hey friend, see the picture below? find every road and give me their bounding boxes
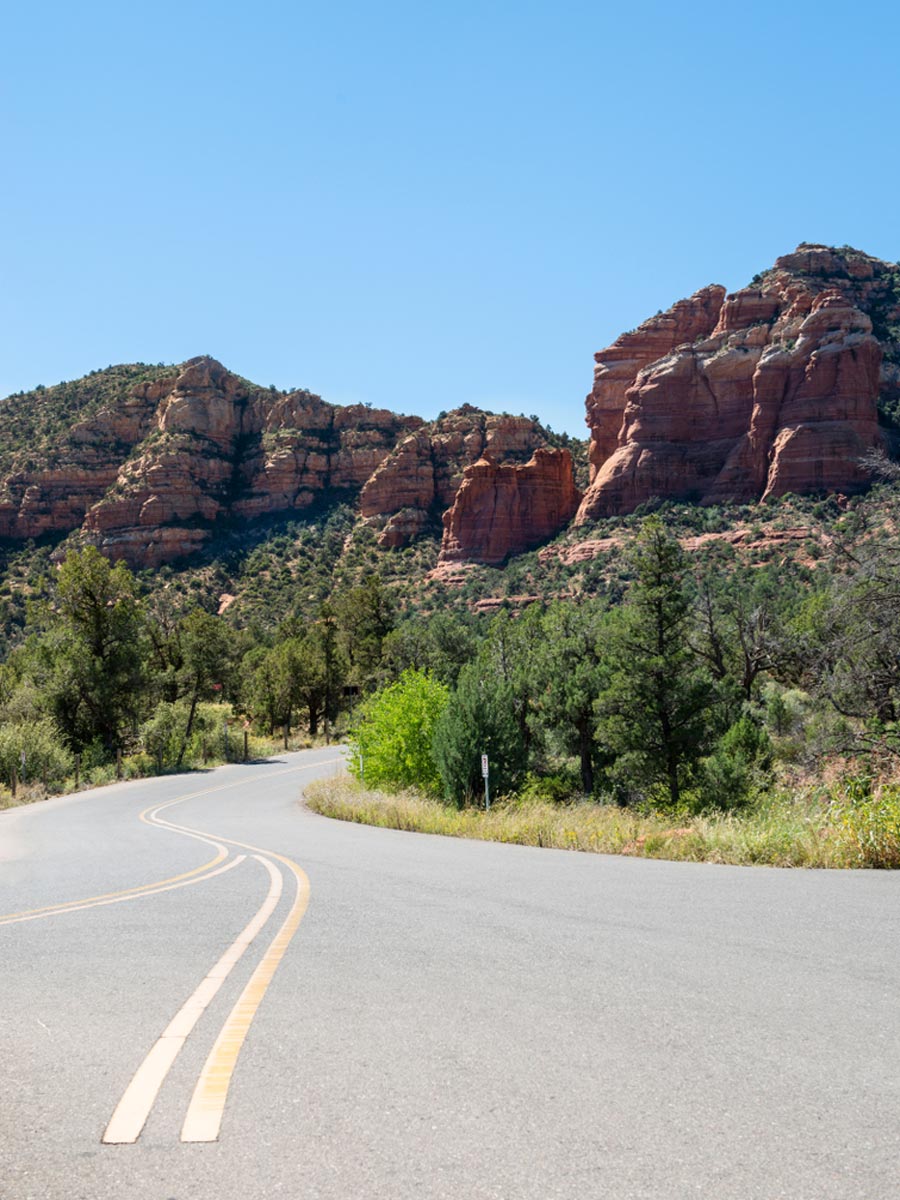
[1,748,899,1199]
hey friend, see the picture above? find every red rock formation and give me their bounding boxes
[3,242,896,570]
[360,406,546,548]
[0,357,422,567]
[439,448,581,565]
[584,286,726,478]
[0,384,167,540]
[233,395,421,521]
[0,360,560,568]
[577,245,896,520]
[539,525,829,569]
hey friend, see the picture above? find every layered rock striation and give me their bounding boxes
[0,357,424,566]
[577,244,899,520]
[83,358,425,565]
[0,360,573,568]
[359,405,546,548]
[0,371,170,541]
[439,447,581,565]
[2,243,897,571]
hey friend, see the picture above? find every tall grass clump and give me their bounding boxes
[304,774,858,868]
[829,776,900,868]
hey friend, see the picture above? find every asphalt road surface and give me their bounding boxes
[1,748,898,1199]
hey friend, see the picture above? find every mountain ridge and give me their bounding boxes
[0,243,897,573]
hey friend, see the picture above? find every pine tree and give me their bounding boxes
[597,517,714,807]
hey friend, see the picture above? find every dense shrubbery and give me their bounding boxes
[0,718,73,791]
[339,496,900,855]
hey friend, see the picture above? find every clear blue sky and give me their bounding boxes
[3,0,897,436]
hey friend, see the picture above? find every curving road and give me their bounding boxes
[1,748,899,1199]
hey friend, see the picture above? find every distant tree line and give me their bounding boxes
[3,501,900,809]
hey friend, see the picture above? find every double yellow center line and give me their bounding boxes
[2,757,342,1144]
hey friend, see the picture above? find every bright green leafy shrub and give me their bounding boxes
[348,669,449,796]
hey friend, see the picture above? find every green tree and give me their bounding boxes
[294,633,330,736]
[314,603,348,738]
[332,577,396,691]
[698,714,772,810]
[246,638,317,744]
[432,661,528,807]
[381,612,479,688]
[144,588,192,705]
[142,700,227,771]
[596,518,715,807]
[483,606,546,760]
[176,610,234,766]
[35,547,146,754]
[691,562,798,709]
[348,668,449,794]
[533,599,606,793]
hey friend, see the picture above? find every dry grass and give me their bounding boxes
[304,775,861,868]
[0,783,48,811]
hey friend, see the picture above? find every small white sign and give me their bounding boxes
[481,754,489,778]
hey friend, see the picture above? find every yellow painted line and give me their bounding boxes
[0,841,228,925]
[153,756,341,1141]
[0,759,328,925]
[181,854,310,1142]
[0,855,245,927]
[1,754,339,1145]
[103,855,283,1145]
[155,765,339,1144]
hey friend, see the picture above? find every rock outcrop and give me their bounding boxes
[439,447,581,565]
[0,360,564,568]
[584,285,726,475]
[2,242,897,571]
[0,376,169,540]
[80,358,424,565]
[577,244,899,520]
[359,406,546,547]
[0,357,424,566]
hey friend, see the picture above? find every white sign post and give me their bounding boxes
[481,753,490,812]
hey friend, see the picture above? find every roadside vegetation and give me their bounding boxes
[3,481,900,868]
[305,776,858,868]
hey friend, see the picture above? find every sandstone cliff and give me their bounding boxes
[439,448,581,565]
[359,405,546,547]
[2,242,897,571]
[0,366,173,542]
[577,244,900,520]
[0,358,425,566]
[0,360,570,568]
[82,358,425,566]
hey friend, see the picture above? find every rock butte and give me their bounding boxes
[439,448,582,566]
[577,244,899,520]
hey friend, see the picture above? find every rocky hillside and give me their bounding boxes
[577,244,900,520]
[0,359,577,568]
[0,243,896,575]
